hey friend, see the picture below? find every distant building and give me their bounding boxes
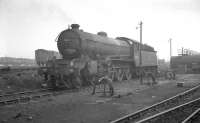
[178,48,200,56]
[171,55,200,74]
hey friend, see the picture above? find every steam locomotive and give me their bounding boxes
[36,24,157,88]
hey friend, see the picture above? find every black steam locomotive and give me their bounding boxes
[37,24,157,88]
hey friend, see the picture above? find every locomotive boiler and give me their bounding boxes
[41,24,157,88]
[57,24,130,60]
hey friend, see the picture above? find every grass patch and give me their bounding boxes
[0,70,44,92]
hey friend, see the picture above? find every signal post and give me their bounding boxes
[139,21,143,84]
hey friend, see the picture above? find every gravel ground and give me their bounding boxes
[0,74,200,123]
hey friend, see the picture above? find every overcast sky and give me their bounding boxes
[1,0,200,60]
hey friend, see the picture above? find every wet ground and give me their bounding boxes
[0,74,200,123]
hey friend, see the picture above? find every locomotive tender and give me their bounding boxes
[35,49,61,67]
[41,24,157,88]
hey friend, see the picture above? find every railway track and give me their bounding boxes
[0,88,52,98]
[136,97,200,123]
[182,108,200,123]
[0,88,80,106]
[0,80,107,107]
[110,84,200,123]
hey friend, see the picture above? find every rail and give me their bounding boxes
[0,88,79,106]
[136,97,200,123]
[110,84,200,123]
[182,108,200,123]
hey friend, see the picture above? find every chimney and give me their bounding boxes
[71,24,80,30]
[97,31,107,37]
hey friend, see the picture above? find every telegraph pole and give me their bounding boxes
[139,21,143,84]
[169,38,172,69]
[169,38,172,59]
